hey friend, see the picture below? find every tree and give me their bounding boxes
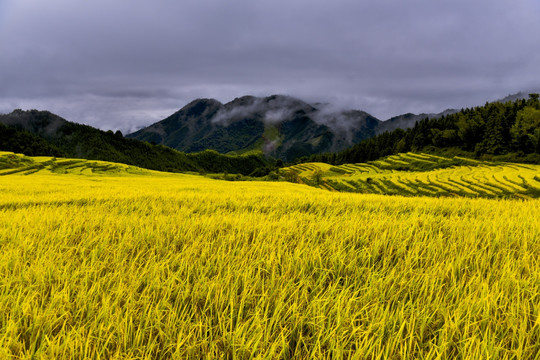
[311,169,323,186]
[479,106,506,154]
[457,113,485,151]
[284,170,300,183]
[431,129,458,147]
[511,106,540,153]
[528,93,540,110]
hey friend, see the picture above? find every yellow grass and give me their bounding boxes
[0,154,540,358]
[284,153,540,198]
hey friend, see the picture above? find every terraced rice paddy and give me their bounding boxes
[0,151,150,176]
[1,151,539,358]
[283,153,540,199]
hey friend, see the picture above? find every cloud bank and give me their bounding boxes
[1,0,539,133]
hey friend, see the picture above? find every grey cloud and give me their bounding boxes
[1,0,539,131]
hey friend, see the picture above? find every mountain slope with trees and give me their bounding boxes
[0,110,268,175]
[302,94,540,165]
[127,95,383,161]
[2,93,538,174]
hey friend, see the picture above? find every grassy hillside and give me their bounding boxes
[282,152,540,199]
[0,154,539,358]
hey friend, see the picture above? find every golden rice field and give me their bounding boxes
[283,153,540,199]
[1,152,540,359]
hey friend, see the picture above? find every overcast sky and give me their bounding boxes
[1,0,539,133]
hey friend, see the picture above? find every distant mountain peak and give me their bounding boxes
[179,98,222,117]
[128,93,496,160]
[495,90,540,104]
[127,94,385,160]
[0,109,68,136]
[226,96,257,107]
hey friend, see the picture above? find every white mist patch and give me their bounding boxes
[263,138,280,153]
[208,95,375,146]
[210,95,308,126]
[311,103,369,141]
[211,98,261,126]
[264,109,293,124]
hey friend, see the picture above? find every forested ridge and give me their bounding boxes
[0,111,268,175]
[2,94,539,175]
[301,94,540,165]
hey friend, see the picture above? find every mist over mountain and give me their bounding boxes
[3,91,534,165]
[0,94,460,164]
[377,109,459,133]
[127,95,388,161]
[495,90,540,104]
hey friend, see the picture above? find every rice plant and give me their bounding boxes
[0,152,539,358]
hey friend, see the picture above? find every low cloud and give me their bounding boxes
[210,98,259,126]
[0,0,539,130]
[211,95,310,126]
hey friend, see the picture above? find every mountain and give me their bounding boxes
[495,90,540,103]
[4,92,532,168]
[0,110,268,175]
[0,109,69,136]
[377,90,540,134]
[127,95,382,161]
[379,91,540,134]
[0,121,65,157]
[378,109,458,133]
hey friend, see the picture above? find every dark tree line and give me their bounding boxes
[0,122,65,157]
[300,94,540,165]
